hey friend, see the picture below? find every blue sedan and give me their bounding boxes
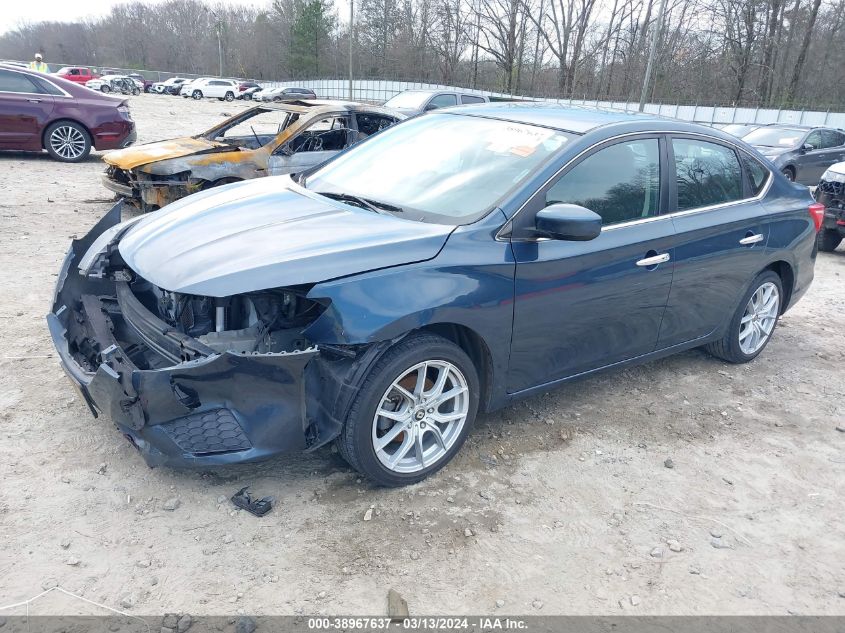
[48,104,822,486]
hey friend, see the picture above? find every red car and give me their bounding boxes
[54,66,99,84]
[0,64,136,162]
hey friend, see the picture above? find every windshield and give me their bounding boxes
[305,112,572,224]
[205,107,296,149]
[743,127,804,148]
[383,91,431,109]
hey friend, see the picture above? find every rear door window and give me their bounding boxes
[821,129,845,149]
[545,138,661,225]
[461,95,486,104]
[672,138,743,211]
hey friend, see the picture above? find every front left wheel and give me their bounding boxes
[224,91,235,102]
[336,333,480,487]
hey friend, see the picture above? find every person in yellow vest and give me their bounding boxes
[28,54,48,73]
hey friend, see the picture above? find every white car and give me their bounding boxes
[152,77,188,94]
[181,78,239,101]
[85,75,140,95]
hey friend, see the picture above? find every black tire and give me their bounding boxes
[336,333,480,487]
[817,228,842,252]
[782,167,795,182]
[224,91,235,102]
[100,85,111,93]
[43,120,92,163]
[132,87,140,96]
[705,270,783,364]
[192,90,202,100]
[244,93,252,101]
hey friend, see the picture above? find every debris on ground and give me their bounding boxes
[388,588,409,619]
[230,487,274,517]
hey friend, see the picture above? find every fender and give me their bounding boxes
[304,210,516,409]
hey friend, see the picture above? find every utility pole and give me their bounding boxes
[209,8,224,77]
[638,0,667,112]
[348,0,354,100]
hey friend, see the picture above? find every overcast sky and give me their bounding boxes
[0,0,349,35]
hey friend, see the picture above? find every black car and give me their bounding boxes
[743,125,845,185]
[814,161,845,251]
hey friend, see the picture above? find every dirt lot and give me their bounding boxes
[0,94,843,617]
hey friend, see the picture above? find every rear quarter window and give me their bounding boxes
[742,154,770,196]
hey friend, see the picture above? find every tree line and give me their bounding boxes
[1,0,843,109]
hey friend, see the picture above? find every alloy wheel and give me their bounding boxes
[372,360,469,474]
[738,281,779,355]
[49,125,87,160]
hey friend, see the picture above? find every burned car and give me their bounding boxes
[100,101,402,210]
[49,106,819,486]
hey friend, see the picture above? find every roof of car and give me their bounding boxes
[443,101,655,133]
[262,100,401,117]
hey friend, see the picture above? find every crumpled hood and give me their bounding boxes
[103,137,233,170]
[118,177,454,297]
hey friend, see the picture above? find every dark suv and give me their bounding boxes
[0,64,136,162]
[743,125,845,185]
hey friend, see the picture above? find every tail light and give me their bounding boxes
[809,202,825,232]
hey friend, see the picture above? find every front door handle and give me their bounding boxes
[27,98,42,103]
[739,233,764,246]
[636,253,670,267]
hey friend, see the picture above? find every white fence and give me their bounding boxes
[12,59,845,127]
[261,78,845,128]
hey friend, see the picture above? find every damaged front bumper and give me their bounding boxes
[102,167,196,210]
[47,204,327,468]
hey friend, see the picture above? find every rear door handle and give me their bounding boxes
[636,253,670,267]
[739,233,764,246]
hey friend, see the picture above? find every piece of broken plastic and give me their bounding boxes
[231,486,274,517]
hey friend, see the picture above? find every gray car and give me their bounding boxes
[743,125,845,185]
[383,89,489,117]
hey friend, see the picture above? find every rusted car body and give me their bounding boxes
[100,101,403,210]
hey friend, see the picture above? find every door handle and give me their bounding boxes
[739,233,764,246]
[636,253,670,267]
[27,98,42,103]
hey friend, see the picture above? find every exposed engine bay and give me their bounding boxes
[140,281,322,354]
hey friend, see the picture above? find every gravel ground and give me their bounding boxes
[0,94,843,617]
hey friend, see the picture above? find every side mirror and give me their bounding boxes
[535,204,602,241]
[801,143,815,152]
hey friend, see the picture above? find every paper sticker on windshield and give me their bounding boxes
[487,125,562,157]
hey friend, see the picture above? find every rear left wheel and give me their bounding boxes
[705,271,782,363]
[44,121,91,162]
[336,333,480,487]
